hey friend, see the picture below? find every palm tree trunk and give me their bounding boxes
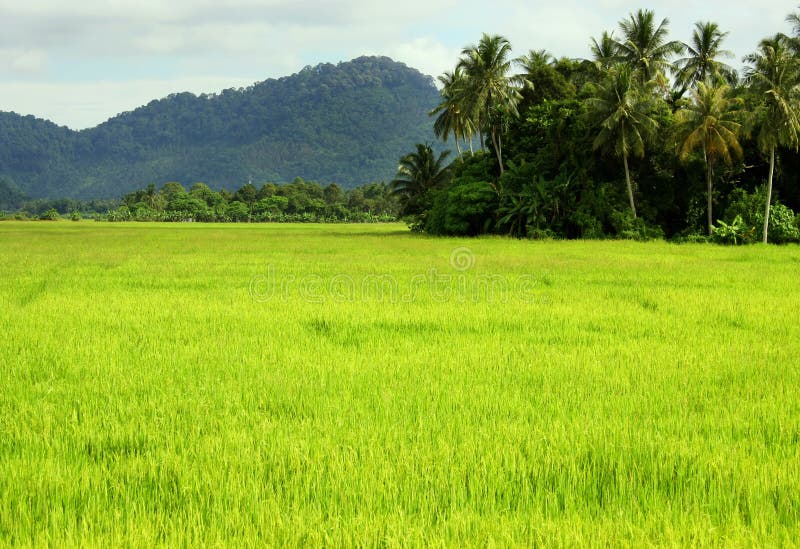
[623,152,637,218]
[491,126,504,175]
[706,159,714,236]
[455,138,462,157]
[763,146,775,243]
[469,135,474,156]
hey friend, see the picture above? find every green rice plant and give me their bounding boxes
[0,222,798,547]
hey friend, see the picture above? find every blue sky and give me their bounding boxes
[0,0,793,129]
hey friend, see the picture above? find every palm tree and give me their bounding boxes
[457,33,523,175]
[615,9,684,82]
[743,35,800,243]
[514,49,575,106]
[390,143,452,216]
[514,49,552,90]
[587,65,659,218]
[674,82,744,235]
[515,49,553,74]
[785,7,800,57]
[787,7,800,37]
[674,22,737,92]
[430,68,476,157]
[589,31,620,71]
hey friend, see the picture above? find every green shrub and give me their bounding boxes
[39,208,60,221]
[425,180,497,236]
[569,211,605,239]
[672,232,711,244]
[610,211,664,241]
[107,206,132,222]
[527,227,557,240]
[712,215,750,245]
[767,203,800,244]
[723,187,799,244]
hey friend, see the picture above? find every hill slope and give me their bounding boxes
[0,57,440,199]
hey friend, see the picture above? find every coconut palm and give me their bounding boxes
[515,49,553,74]
[589,31,620,71]
[743,35,800,242]
[787,7,800,37]
[674,22,737,92]
[457,33,523,175]
[615,9,684,82]
[674,82,744,235]
[785,7,800,56]
[514,49,575,106]
[587,65,659,218]
[430,68,477,157]
[390,143,452,216]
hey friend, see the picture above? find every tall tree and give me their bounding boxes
[615,9,684,82]
[390,144,453,216]
[743,35,800,242]
[674,22,737,92]
[675,82,744,235]
[787,7,800,38]
[587,65,659,218]
[430,68,476,157]
[514,49,575,107]
[457,34,523,175]
[589,31,620,71]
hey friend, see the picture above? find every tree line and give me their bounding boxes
[0,179,400,223]
[391,9,800,243]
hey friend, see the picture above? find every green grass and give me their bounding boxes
[1,221,799,547]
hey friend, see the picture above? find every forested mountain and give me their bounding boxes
[0,56,439,200]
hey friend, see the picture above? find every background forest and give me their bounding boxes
[4,9,800,244]
[392,8,800,243]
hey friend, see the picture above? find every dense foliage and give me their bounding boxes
[0,179,400,223]
[0,57,439,200]
[403,10,800,243]
[108,179,398,223]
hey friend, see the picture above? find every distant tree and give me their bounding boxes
[674,22,737,93]
[786,7,800,44]
[514,50,576,108]
[589,31,620,71]
[390,143,453,216]
[323,183,345,205]
[190,183,223,208]
[588,65,659,218]
[257,183,278,199]
[743,35,800,242]
[458,34,523,175]
[234,183,258,204]
[615,9,684,82]
[430,67,477,156]
[161,182,187,203]
[226,201,250,222]
[675,82,744,235]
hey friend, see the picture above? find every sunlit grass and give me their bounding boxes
[1,221,799,546]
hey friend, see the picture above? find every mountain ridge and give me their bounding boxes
[0,56,440,200]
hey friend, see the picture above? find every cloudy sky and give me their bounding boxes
[0,0,793,129]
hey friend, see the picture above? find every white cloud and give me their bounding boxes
[0,0,796,127]
[382,38,460,82]
[0,48,48,73]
